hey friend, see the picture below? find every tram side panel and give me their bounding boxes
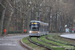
[39,24,43,36]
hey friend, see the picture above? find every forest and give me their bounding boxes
[0,0,75,34]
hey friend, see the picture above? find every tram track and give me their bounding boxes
[28,37,53,50]
[27,34,75,50]
[37,37,58,46]
[46,36,75,47]
[37,36,70,50]
[57,36,75,42]
[45,34,75,50]
[53,36,75,46]
[28,36,67,50]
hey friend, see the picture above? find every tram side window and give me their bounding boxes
[42,25,43,31]
[43,26,45,31]
[46,26,47,32]
[40,25,42,31]
[44,26,46,31]
[40,25,43,32]
[44,26,48,32]
[45,26,47,32]
[45,26,46,31]
[47,26,48,32]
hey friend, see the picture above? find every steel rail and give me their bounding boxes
[28,37,53,50]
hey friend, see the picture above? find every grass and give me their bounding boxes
[40,36,74,50]
[49,34,75,45]
[56,36,75,43]
[31,37,65,50]
[47,34,75,50]
[22,34,75,50]
[22,37,45,50]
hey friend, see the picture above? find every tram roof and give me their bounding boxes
[30,20,41,22]
[30,20,48,26]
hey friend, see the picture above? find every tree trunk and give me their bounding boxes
[1,9,5,35]
[22,15,26,33]
[27,10,31,33]
[6,9,14,34]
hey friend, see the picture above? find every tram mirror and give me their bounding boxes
[29,24,31,27]
[38,24,40,27]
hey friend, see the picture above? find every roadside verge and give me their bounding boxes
[21,39,34,50]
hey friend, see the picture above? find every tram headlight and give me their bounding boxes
[38,31,40,33]
[29,31,31,33]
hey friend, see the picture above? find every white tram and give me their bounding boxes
[29,20,49,37]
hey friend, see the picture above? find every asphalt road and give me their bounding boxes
[0,34,29,50]
[60,33,75,39]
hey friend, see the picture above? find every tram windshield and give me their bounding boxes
[32,27,39,31]
[29,22,40,31]
[31,22,38,26]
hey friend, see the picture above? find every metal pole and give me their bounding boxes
[13,12,15,34]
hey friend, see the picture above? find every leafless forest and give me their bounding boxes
[0,0,75,34]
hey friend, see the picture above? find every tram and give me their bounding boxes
[29,20,49,37]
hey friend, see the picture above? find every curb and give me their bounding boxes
[59,35,75,40]
[21,39,35,50]
[2,34,28,37]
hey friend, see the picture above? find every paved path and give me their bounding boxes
[60,33,75,39]
[0,34,29,50]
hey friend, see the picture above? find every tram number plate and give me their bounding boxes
[32,31,38,33]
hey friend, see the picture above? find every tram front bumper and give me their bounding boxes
[29,33,40,36]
